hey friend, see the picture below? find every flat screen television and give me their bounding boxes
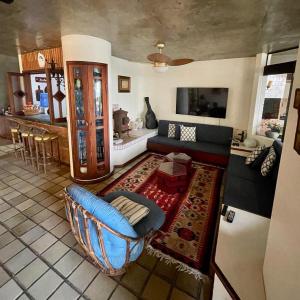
[176,87,228,119]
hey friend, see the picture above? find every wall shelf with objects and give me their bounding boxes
[67,61,110,183]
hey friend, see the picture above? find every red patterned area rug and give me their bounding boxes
[98,154,223,279]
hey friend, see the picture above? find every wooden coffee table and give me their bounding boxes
[165,152,192,173]
[156,162,188,193]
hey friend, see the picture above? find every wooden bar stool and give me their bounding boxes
[49,134,61,168]
[10,125,24,160]
[21,127,36,167]
[34,133,61,174]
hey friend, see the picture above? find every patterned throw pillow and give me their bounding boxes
[168,123,176,138]
[111,196,150,225]
[250,147,270,170]
[261,147,277,176]
[180,125,196,142]
[245,145,266,165]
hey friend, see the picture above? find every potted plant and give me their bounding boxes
[265,120,281,139]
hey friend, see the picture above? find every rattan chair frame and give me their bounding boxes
[64,190,144,276]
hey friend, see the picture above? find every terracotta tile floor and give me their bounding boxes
[0,142,208,300]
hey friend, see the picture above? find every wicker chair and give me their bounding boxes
[64,184,165,276]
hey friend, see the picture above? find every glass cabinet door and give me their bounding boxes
[68,62,109,183]
[73,66,88,174]
[92,66,105,171]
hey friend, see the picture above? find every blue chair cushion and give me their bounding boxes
[102,191,166,237]
[66,184,144,269]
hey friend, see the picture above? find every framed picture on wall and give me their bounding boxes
[118,75,131,93]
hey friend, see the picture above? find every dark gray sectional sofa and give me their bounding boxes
[147,120,233,167]
[223,140,282,218]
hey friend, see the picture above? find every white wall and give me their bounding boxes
[110,57,256,132]
[110,57,150,120]
[263,46,300,299]
[145,57,256,130]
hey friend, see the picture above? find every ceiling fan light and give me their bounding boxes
[153,62,168,73]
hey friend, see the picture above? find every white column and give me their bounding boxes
[61,34,113,177]
[263,45,300,299]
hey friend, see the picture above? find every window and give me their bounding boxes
[256,73,293,139]
[256,48,297,140]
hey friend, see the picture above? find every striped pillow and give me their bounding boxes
[111,196,150,226]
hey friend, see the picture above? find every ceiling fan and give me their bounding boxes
[147,42,194,72]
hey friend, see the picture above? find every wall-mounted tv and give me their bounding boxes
[176,87,228,119]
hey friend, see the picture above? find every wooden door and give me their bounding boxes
[7,72,29,114]
[87,64,110,177]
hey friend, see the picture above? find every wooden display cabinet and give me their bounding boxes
[67,61,110,183]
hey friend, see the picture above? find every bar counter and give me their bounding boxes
[0,114,70,165]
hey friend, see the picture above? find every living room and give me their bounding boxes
[0,1,299,300]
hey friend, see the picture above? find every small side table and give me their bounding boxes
[165,152,192,173]
[157,162,187,193]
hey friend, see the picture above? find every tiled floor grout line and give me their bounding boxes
[0,219,91,300]
[0,259,34,300]
[1,151,203,300]
[0,162,146,299]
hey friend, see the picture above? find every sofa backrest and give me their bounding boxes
[157,120,233,145]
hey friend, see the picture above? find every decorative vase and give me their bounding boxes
[144,97,158,129]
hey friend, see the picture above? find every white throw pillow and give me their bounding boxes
[111,196,150,225]
[245,145,265,165]
[168,123,176,138]
[261,146,276,176]
[180,125,196,142]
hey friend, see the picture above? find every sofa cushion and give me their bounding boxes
[66,184,144,269]
[272,139,282,157]
[223,175,275,218]
[227,155,270,183]
[196,123,233,145]
[148,135,188,148]
[184,141,230,157]
[158,120,171,137]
